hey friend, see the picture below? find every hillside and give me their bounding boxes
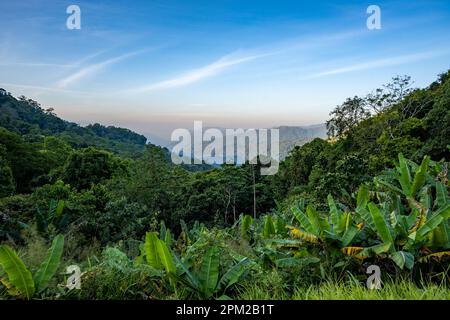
[0,90,147,158]
[0,71,449,301]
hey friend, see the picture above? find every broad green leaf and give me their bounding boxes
[0,245,35,299]
[356,184,369,209]
[218,258,248,291]
[341,225,359,247]
[34,234,64,292]
[275,217,286,235]
[291,206,314,234]
[357,207,375,231]
[263,215,275,237]
[144,232,162,269]
[172,254,200,290]
[156,239,176,276]
[55,200,65,218]
[410,156,429,197]
[426,223,450,248]
[328,195,342,234]
[418,186,432,211]
[357,242,392,258]
[368,203,393,245]
[391,251,414,270]
[240,215,253,239]
[398,154,412,196]
[416,204,450,240]
[435,182,449,209]
[165,229,173,246]
[180,219,190,243]
[306,205,321,234]
[375,178,404,195]
[199,247,220,298]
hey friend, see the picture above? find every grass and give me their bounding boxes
[237,280,450,300]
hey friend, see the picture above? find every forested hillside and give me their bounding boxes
[0,91,147,158]
[0,71,448,300]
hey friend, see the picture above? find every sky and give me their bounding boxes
[0,0,449,144]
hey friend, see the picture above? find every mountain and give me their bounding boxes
[165,123,327,165]
[0,88,327,162]
[277,124,327,159]
[0,90,147,158]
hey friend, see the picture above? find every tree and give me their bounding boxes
[0,151,14,198]
[62,147,120,190]
[326,96,370,138]
[43,136,72,164]
[365,75,414,115]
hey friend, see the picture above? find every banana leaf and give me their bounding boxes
[0,245,35,299]
[33,234,64,292]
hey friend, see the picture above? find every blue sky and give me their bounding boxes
[0,0,449,143]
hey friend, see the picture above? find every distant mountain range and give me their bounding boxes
[165,123,327,164]
[277,124,327,159]
[0,88,327,163]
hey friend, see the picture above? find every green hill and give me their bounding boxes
[0,91,147,158]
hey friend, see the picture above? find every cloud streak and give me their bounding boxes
[308,50,448,78]
[125,29,364,94]
[129,53,264,93]
[56,49,148,88]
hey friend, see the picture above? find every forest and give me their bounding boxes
[0,70,449,300]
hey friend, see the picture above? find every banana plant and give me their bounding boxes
[36,199,66,234]
[173,246,249,299]
[288,197,361,248]
[240,215,254,240]
[0,234,64,299]
[143,231,177,287]
[143,232,248,299]
[350,155,450,269]
[262,215,276,238]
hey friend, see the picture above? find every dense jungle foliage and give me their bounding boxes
[0,71,449,300]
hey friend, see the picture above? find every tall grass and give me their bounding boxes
[238,280,450,300]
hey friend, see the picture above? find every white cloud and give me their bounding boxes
[129,53,263,93]
[0,82,87,94]
[56,49,147,88]
[308,51,447,78]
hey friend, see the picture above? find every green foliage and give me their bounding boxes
[0,245,35,299]
[0,94,147,158]
[33,234,65,292]
[0,152,14,198]
[62,147,122,190]
[240,215,254,240]
[0,235,64,299]
[263,215,275,238]
[1,71,450,300]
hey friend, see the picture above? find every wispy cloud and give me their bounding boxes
[0,82,87,94]
[56,49,148,88]
[308,50,449,78]
[125,29,364,94]
[0,50,107,69]
[0,62,75,68]
[129,53,264,93]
